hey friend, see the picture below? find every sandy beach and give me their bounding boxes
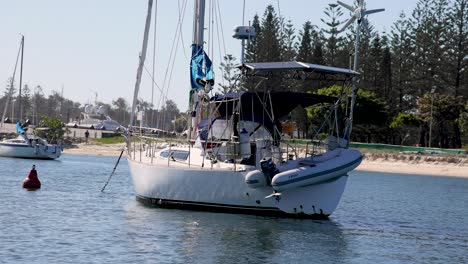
[63,143,468,178]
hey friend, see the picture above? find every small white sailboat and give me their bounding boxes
[125,0,383,218]
[0,36,62,160]
[0,123,62,160]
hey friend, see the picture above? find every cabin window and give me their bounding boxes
[159,150,189,160]
[171,150,189,160]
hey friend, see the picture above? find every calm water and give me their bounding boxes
[0,155,467,264]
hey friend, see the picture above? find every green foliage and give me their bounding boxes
[174,116,187,133]
[93,136,126,145]
[460,103,468,138]
[36,116,67,143]
[308,85,388,126]
[218,55,240,94]
[389,113,421,129]
[389,112,421,145]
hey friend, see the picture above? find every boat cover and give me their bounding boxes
[211,92,336,139]
[239,61,359,76]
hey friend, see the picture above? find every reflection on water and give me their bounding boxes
[0,155,466,263]
[123,201,348,263]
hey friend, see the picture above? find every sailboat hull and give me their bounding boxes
[127,156,348,218]
[0,143,61,159]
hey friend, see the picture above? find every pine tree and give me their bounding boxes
[297,21,314,62]
[391,12,415,111]
[22,84,32,120]
[245,15,261,64]
[321,3,344,66]
[218,54,240,94]
[256,5,282,63]
[447,0,468,98]
[410,0,435,98]
[282,20,297,61]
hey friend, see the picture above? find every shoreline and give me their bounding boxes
[63,143,468,178]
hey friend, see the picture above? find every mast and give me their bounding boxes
[192,0,205,47]
[337,0,384,141]
[18,35,24,122]
[129,0,154,129]
[1,36,23,127]
[189,0,206,141]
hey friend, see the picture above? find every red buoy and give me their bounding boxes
[23,165,41,189]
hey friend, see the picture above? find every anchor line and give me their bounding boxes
[101,149,125,192]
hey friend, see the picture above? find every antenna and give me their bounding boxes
[337,0,384,35]
[337,0,384,142]
[232,26,256,64]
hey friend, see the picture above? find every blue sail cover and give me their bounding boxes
[190,44,214,89]
[16,121,25,135]
[204,52,213,83]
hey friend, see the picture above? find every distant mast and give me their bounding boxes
[1,36,24,127]
[129,0,154,129]
[18,35,24,122]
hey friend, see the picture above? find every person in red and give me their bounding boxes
[23,164,41,189]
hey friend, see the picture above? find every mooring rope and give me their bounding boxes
[101,149,125,192]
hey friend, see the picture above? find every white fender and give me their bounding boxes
[244,170,267,189]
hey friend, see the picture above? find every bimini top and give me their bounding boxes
[211,91,336,139]
[239,61,359,76]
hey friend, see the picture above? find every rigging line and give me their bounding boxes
[143,64,169,103]
[155,0,187,127]
[213,0,224,87]
[277,0,281,19]
[158,0,187,106]
[215,1,227,57]
[177,0,189,61]
[160,0,188,130]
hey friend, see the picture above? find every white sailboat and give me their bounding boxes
[0,131,62,160]
[126,0,382,218]
[0,36,63,160]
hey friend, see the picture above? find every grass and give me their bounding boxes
[91,136,126,145]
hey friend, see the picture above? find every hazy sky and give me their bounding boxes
[0,0,419,112]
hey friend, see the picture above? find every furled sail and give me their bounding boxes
[190,44,214,89]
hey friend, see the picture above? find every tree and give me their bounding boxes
[36,116,67,144]
[244,6,285,91]
[218,54,240,94]
[112,97,128,124]
[447,0,468,97]
[31,86,46,125]
[389,112,421,145]
[321,3,344,66]
[418,93,465,148]
[297,21,314,63]
[245,14,261,64]
[391,12,415,112]
[257,5,282,63]
[281,19,297,61]
[21,84,32,120]
[307,85,389,143]
[160,100,180,131]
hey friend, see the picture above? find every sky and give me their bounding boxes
[0,0,419,113]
